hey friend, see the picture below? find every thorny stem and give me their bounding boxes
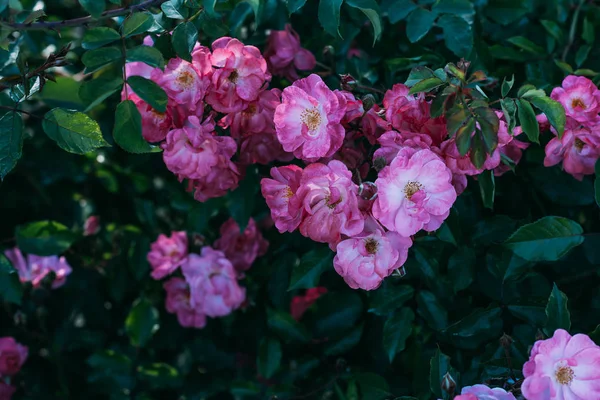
[561,0,585,61]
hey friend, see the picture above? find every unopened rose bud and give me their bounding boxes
[441,372,456,394]
[358,181,378,201]
[361,94,376,112]
[340,74,357,91]
[83,215,100,236]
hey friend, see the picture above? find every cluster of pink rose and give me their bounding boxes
[545,75,600,180]
[3,247,72,290]
[0,337,28,399]
[147,218,267,329]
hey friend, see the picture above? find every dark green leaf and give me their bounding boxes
[408,77,444,95]
[438,14,473,58]
[161,0,186,19]
[485,0,527,25]
[554,59,574,74]
[474,106,499,152]
[346,0,382,45]
[126,46,165,69]
[87,350,134,389]
[79,0,106,18]
[257,337,282,379]
[267,309,310,343]
[127,76,168,113]
[406,8,437,43]
[508,298,547,326]
[432,0,474,16]
[405,66,435,86]
[446,106,467,137]
[172,21,198,61]
[441,307,503,349]
[113,100,160,153]
[288,247,333,291]
[429,348,450,399]
[576,44,592,68]
[507,36,545,54]
[416,290,448,330]
[82,27,121,50]
[81,47,122,73]
[368,282,414,316]
[501,75,514,98]
[122,12,154,37]
[0,110,23,180]
[313,292,363,338]
[583,17,594,45]
[125,298,159,347]
[448,246,475,292]
[455,117,474,156]
[355,373,391,400]
[504,216,584,262]
[227,165,259,231]
[16,220,77,256]
[137,363,180,388]
[318,0,344,38]
[517,99,539,143]
[478,169,495,210]
[287,0,307,14]
[527,96,566,137]
[43,108,110,154]
[383,307,414,362]
[470,130,486,169]
[79,76,123,111]
[382,0,417,23]
[540,20,564,43]
[324,324,364,356]
[544,283,571,335]
[0,254,23,305]
[501,98,517,134]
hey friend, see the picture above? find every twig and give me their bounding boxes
[0,0,168,31]
[561,0,585,61]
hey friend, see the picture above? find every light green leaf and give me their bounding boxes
[43,108,109,154]
[318,0,343,38]
[528,95,566,137]
[408,77,444,95]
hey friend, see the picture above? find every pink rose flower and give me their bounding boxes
[551,75,600,123]
[152,58,208,110]
[362,105,390,144]
[373,148,457,237]
[163,277,206,329]
[383,84,430,133]
[147,231,188,280]
[181,247,246,317]
[206,37,270,113]
[260,165,305,233]
[132,96,172,143]
[264,24,316,81]
[238,131,293,165]
[221,88,281,139]
[544,119,600,180]
[0,337,28,376]
[274,74,346,161]
[333,219,412,290]
[83,215,100,236]
[456,385,516,400]
[438,138,501,176]
[291,160,364,249]
[0,383,15,400]
[187,157,241,202]
[323,130,368,173]
[373,130,433,165]
[214,218,269,272]
[290,287,327,320]
[336,90,365,125]
[4,248,72,289]
[522,329,600,400]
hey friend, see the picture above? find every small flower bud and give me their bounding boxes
[373,156,387,172]
[441,372,457,394]
[83,215,100,236]
[358,181,378,201]
[361,94,376,112]
[340,74,357,91]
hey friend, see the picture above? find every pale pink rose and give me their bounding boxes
[147,231,188,280]
[544,118,600,180]
[187,157,241,202]
[162,116,237,180]
[0,382,15,400]
[373,130,433,165]
[383,84,430,133]
[214,218,269,272]
[152,58,208,109]
[83,215,100,236]
[274,74,346,161]
[206,37,270,113]
[260,165,305,233]
[333,219,412,290]
[0,337,28,376]
[457,385,516,400]
[373,148,457,237]
[362,105,390,144]
[4,248,72,289]
[181,247,246,317]
[290,287,327,321]
[551,75,600,123]
[290,160,364,248]
[132,96,172,143]
[264,24,316,81]
[335,90,364,125]
[522,329,600,400]
[163,277,206,329]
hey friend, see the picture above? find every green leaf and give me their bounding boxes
[478,169,495,210]
[527,96,566,137]
[470,130,486,169]
[0,254,23,305]
[0,110,23,180]
[432,0,474,16]
[355,373,391,400]
[125,298,159,347]
[267,309,310,343]
[368,282,414,316]
[82,27,121,50]
[583,17,595,45]
[127,76,168,113]
[126,46,165,69]
[257,337,282,379]
[16,220,77,256]
[43,108,110,154]
[137,363,180,388]
[508,298,547,326]
[554,59,574,74]
[318,0,343,38]
[79,76,123,110]
[474,106,499,152]
[405,66,435,86]
[501,98,517,134]
[113,100,160,153]
[441,307,503,349]
[544,283,571,335]
[79,0,106,18]
[575,44,591,68]
[0,0,7,13]
[507,36,545,54]
[455,117,474,156]
[448,246,475,292]
[438,14,473,58]
[161,0,186,19]
[501,75,515,98]
[408,77,444,95]
[324,324,364,356]
[574,68,598,77]
[172,21,198,61]
[504,216,584,262]
[81,47,122,73]
[406,8,437,43]
[122,12,154,37]
[313,292,363,338]
[517,99,539,143]
[485,0,527,25]
[288,247,333,291]
[345,0,382,45]
[417,290,448,330]
[87,350,134,389]
[429,348,450,399]
[540,20,564,43]
[287,0,306,14]
[383,307,414,362]
[382,0,417,23]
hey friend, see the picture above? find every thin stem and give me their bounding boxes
[561,0,585,61]
[0,0,168,31]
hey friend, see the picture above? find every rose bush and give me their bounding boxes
[2,0,600,399]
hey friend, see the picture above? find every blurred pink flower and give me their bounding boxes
[290,287,327,320]
[4,248,72,289]
[83,215,100,236]
[0,337,28,376]
[214,218,268,272]
[261,165,305,233]
[264,24,316,81]
[132,96,172,143]
[163,277,206,329]
[0,382,15,400]
[147,231,188,280]
[456,385,516,400]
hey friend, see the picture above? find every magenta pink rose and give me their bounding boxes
[0,337,28,376]
[163,277,206,329]
[132,96,172,143]
[181,247,246,317]
[551,75,600,124]
[264,24,316,81]
[336,90,364,125]
[147,231,188,280]
[152,58,208,110]
[383,83,430,133]
[522,329,600,400]
[456,385,516,400]
[214,218,269,272]
[221,88,281,139]
[373,130,433,165]
[4,248,72,289]
[361,105,390,145]
[187,157,241,202]
[206,37,270,113]
[274,74,347,161]
[290,160,364,249]
[0,382,15,400]
[373,148,456,237]
[260,165,305,233]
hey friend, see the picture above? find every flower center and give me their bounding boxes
[228,69,239,83]
[283,187,294,199]
[575,138,585,150]
[555,365,575,385]
[364,238,379,254]
[571,98,586,109]
[176,71,195,89]
[403,181,423,200]
[301,107,322,131]
[244,103,258,115]
[325,195,342,209]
